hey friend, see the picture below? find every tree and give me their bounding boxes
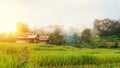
[94,19,120,36]
[81,29,92,42]
[0,32,16,42]
[65,33,81,45]
[71,33,81,45]
[16,22,30,33]
[49,27,65,45]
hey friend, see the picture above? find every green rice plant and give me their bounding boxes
[1,42,120,67]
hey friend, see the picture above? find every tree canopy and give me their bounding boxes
[49,27,65,45]
[81,28,92,42]
[16,22,30,33]
[94,19,120,36]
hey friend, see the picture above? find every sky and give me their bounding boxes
[0,0,120,32]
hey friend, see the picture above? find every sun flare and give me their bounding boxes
[0,24,16,33]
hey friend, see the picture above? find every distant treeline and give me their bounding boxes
[0,18,120,48]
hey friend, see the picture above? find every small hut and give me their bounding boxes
[16,33,39,43]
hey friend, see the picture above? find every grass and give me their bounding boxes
[0,42,120,68]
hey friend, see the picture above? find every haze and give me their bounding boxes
[0,0,120,32]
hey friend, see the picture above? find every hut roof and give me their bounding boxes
[39,36,49,41]
[17,33,39,39]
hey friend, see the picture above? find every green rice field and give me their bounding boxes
[0,42,120,68]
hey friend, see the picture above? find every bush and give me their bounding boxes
[98,45,109,48]
[111,42,119,48]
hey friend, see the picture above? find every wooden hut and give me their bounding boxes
[16,33,39,43]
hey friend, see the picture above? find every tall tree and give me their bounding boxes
[72,33,81,45]
[16,22,30,33]
[64,33,81,45]
[94,19,120,36]
[49,27,65,45]
[81,28,92,42]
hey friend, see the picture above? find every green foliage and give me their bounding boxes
[76,41,95,48]
[72,33,81,44]
[81,28,92,42]
[97,44,109,48]
[111,42,119,48]
[65,33,81,46]
[49,27,65,45]
[94,19,120,36]
[16,22,30,33]
[93,35,120,48]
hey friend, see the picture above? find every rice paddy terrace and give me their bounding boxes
[0,42,120,68]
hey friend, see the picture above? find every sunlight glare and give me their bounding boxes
[0,24,16,33]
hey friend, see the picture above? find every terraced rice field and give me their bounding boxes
[0,42,120,68]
